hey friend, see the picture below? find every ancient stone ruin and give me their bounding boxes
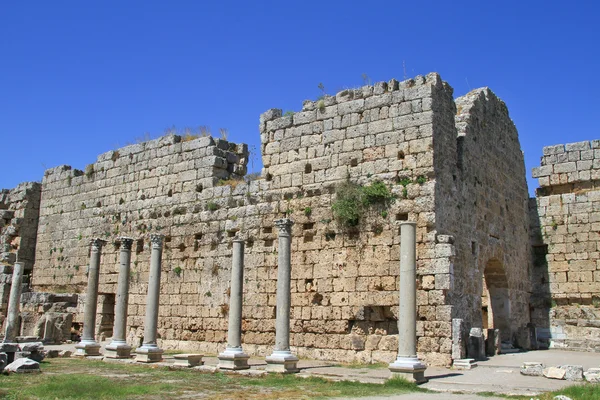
[0,72,598,370]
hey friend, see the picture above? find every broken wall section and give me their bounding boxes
[532,140,600,351]
[0,182,41,327]
[31,134,248,326]
[445,88,532,350]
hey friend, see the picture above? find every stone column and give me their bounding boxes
[105,237,134,359]
[218,238,250,370]
[136,234,164,363]
[266,218,298,373]
[3,262,24,342]
[75,238,106,357]
[389,222,427,383]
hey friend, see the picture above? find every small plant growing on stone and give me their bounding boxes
[381,210,388,218]
[333,181,393,227]
[551,218,559,230]
[416,175,427,185]
[283,111,294,117]
[361,181,393,206]
[173,266,182,277]
[332,182,363,227]
[205,291,212,297]
[85,164,94,179]
[304,207,312,217]
[219,303,229,316]
[219,128,229,140]
[206,202,219,211]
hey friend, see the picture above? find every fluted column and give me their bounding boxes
[136,234,164,363]
[75,238,106,356]
[266,218,298,373]
[389,221,427,383]
[3,262,24,342]
[105,237,134,358]
[218,238,250,370]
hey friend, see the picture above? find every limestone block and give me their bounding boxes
[520,362,544,376]
[543,366,566,380]
[584,368,600,382]
[559,365,584,381]
[4,358,40,373]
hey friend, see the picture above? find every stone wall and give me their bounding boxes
[26,72,535,366]
[0,182,41,270]
[531,140,600,351]
[0,182,41,326]
[444,88,532,344]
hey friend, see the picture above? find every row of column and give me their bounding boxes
[74,234,164,362]
[73,220,425,381]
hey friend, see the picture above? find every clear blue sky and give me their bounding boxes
[1,1,598,195]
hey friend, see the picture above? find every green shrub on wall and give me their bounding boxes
[332,181,393,227]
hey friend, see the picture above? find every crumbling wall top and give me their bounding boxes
[533,140,600,189]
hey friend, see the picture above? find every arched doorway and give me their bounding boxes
[482,259,511,342]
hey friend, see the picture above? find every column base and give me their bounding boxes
[388,356,427,384]
[104,341,132,359]
[265,350,299,373]
[452,358,478,370]
[74,340,102,357]
[135,345,163,363]
[217,347,250,370]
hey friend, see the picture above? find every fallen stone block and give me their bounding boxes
[559,365,584,381]
[553,396,573,400]
[0,343,19,353]
[584,368,600,383]
[520,362,544,376]
[46,349,60,358]
[16,350,45,363]
[543,366,566,380]
[59,350,72,358]
[173,354,204,368]
[4,358,40,373]
[19,342,44,352]
[452,358,478,370]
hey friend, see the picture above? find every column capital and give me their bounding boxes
[90,238,107,252]
[117,237,134,250]
[149,234,164,249]
[397,221,417,227]
[274,218,294,237]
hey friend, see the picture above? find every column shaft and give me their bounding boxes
[106,237,133,358]
[266,218,298,373]
[218,238,250,370]
[75,238,106,356]
[388,221,426,383]
[274,225,292,352]
[227,239,244,348]
[4,262,24,342]
[136,234,164,362]
[398,222,417,357]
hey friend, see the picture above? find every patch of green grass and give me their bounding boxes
[0,358,426,400]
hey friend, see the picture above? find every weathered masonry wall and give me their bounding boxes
[26,72,534,366]
[531,140,600,351]
[443,89,532,344]
[0,182,41,326]
[0,182,41,271]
